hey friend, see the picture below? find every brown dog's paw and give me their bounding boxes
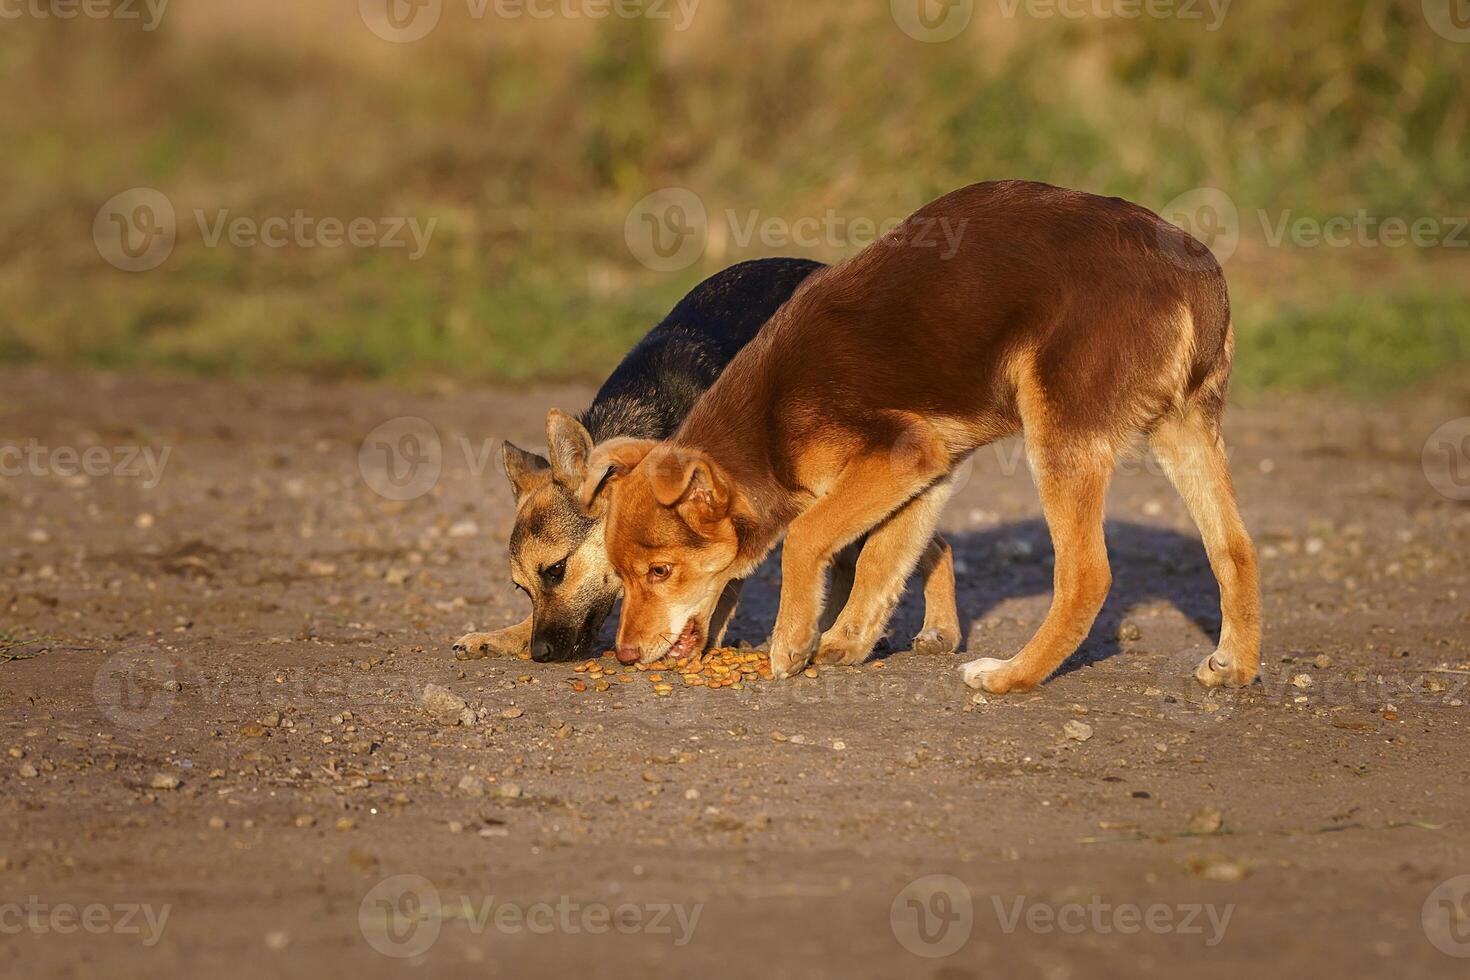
[452,631,526,661]
[811,621,872,666]
[813,639,870,667]
[769,632,817,679]
[910,627,958,656]
[959,656,1031,695]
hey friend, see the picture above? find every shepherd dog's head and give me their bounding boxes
[500,411,620,662]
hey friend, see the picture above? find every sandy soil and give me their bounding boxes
[2,366,1469,979]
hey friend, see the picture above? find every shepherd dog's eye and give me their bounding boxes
[648,563,672,582]
[541,559,567,586]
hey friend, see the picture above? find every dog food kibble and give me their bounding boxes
[572,648,780,695]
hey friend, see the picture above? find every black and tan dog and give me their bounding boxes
[453,258,845,662]
[583,181,1261,693]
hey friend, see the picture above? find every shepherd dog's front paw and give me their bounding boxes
[911,627,959,656]
[452,630,527,661]
[1193,649,1259,689]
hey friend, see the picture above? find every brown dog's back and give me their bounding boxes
[683,180,1232,480]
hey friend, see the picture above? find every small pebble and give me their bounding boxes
[421,683,470,725]
[1187,806,1224,835]
[1063,720,1094,742]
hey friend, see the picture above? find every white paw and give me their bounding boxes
[960,657,1009,689]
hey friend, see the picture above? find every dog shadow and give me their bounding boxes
[713,519,1221,672]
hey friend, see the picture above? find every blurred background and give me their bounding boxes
[2,0,1467,396]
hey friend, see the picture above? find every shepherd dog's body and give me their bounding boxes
[584,181,1261,692]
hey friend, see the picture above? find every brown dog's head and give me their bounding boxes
[500,410,619,662]
[579,439,743,665]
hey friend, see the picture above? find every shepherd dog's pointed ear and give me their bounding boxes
[646,447,732,532]
[501,441,551,503]
[579,438,656,515]
[546,409,594,490]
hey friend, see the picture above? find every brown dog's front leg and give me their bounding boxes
[453,617,532,660]
[770,442,952,677]
[769,529,830,678]
[818,478,954,665]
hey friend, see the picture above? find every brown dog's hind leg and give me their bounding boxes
[1150,409,1261,688]
[911,534,962,655]
[961,442,1114,694]
[816,480,954,665]
[454,616,533,660]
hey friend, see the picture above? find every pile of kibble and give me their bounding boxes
[569,648,778,695]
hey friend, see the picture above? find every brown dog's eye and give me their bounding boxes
[648,563,672,582]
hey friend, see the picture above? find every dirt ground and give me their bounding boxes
[2,366,1469,979]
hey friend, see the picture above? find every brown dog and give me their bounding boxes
[581,180,1261,693]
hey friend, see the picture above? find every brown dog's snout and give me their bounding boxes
[616,645,642,664]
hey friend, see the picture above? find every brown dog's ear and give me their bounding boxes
[579,438,656,515]
[546,409,594,489]
[647,447,732,531]
[502,441,551,503]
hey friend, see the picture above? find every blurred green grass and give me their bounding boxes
[1,1,1466,397]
